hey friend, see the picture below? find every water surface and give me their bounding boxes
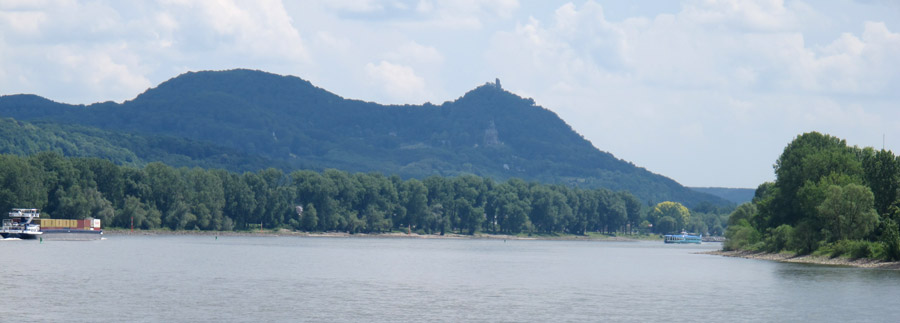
[2,236,898,322]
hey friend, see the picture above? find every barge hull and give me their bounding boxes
[1,232,40,240]
[40,229,102,241]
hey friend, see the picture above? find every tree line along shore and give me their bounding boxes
[0,152,732,238]
[9,131,900,269]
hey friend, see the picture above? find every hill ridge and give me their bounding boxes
[0,69,729,207]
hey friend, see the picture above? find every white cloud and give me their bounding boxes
[365,60,429,102]
[163,0,310,63]
[0,0,316,103]
[386,41,444,64]
[50,44,152,99]
[324,0,386,13]
[485,0,900,186]
[0,9,46,35]
[492,0,900,95]
[414,0,519,17]
[387,0,520,30]
[415,0,433,13]
[0,1,154,102]
[315,31,352,52]
[679,0,799,31]
[814,21,900,94]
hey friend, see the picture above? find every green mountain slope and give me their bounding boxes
[0,117,284,172]
[0,69,728,207]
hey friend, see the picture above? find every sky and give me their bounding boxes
[1,0,898,188]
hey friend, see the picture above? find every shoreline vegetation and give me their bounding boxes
[721,132,900,266]
[703,249,900,270]
[103,228,658,242]
[1,152,735,244]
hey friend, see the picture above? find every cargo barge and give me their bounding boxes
[1,208,42,239]
[1,208,102,241]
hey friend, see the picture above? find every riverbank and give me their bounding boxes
[704,249,900,269]
[103,228,653,241]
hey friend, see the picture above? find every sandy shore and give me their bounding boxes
[103,228,648,241]
[703,249,900,270]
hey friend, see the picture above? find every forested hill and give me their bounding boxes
[0,69,728,207]
[0,117,286,172]
[690,187,755,204]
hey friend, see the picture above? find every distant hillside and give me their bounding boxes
[690,187,755,204]
[0,117,285,172]
[0,69,729,207]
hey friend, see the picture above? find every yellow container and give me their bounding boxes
[38,218,77,228]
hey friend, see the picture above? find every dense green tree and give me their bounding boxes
[649,201,690,233]
[816,184,878,242]
[687,216,708,236]
[184,168,226,230]
[117,195,161,229]
[603,193,628,233]
[216,170,256,229]
[862,148,900,218]
[723,219,761,251]
[656,216,677,235]
[621,192,643,231]
[301,203,318,231]
[0,154,46,212]
[764,224,794,252]
[144,162,184,217]
[880,218,900,261]
[726,132,900,258]
[0,151,684,236]
[53,185,91,219]
[84,187,115,224]
[400,179,428,230]
[79,158,125,209]
[529,186,570,233]
[768,132,863,227]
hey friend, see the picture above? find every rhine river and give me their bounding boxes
[2,235,900,322]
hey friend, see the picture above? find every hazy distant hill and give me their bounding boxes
[0,69,729,207]
[690,187,755,204]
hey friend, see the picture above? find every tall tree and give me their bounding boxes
[649,201,691,233]
[768,132,863,227]
[816,184,879,241]
[862,148,900,218]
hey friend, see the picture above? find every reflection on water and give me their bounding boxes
[777,263,900,282]
[1,236,899,322]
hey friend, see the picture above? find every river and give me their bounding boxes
[2,235,899,322]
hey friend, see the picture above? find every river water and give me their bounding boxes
[2,235,899,322]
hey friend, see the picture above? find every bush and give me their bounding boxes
[791,219,822,254]
[747,241,767,252]
[850,241,882,259]
[724,221,761,251]
[817,240,883,259]
[880,219,900,261]
[764,224,794,252]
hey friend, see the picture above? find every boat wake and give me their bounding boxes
[1,237,23,241]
